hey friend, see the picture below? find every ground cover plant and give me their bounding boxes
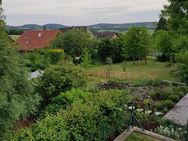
[125,132,161,141]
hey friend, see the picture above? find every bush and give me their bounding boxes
[13,90,131,141]
[37,62,87,105]
[24,49,64,71]
[156,100,175,112]
[44,89,91,114]
[176,51,188,84]
[155,125,180,140]
[13,114,67,141]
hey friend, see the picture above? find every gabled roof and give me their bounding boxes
[17,30,61,51]
[91,31,119,39]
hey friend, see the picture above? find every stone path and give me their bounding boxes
[164,94,188,126]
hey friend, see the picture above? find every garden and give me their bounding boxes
[0,1,188,141]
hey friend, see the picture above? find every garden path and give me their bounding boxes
[164,94,188,126]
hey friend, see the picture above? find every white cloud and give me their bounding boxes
[3,0,168,25]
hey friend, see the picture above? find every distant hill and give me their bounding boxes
[6,22,157,32]
[6,24,67,30]
[89,22,157,32]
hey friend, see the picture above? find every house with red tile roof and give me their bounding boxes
[17,29,62,51]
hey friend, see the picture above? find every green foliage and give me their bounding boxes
[123,27,150,62]
[50,33,64,49]
[154,30,175,62]
[81,48,92,68]
[24,49,64,71]
[174,36,188,52]
[44,88,91,114]
[13,90,131,141]
[176,51,188,84]
[155,16,168,31]
[37,62,87,104]
[60,29,95,58]
[0,24,40,138]
[13,114,67,141]
[155,125,180,140]
[6,29,23,35]
[163,0,188,35]
[111,39,125,63]
[98,39,114,62]
[156,100,175,112]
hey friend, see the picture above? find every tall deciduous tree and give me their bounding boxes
[60,29,94,58]
[163,0,188,35]
[123,27,150,64]
[0,21,40,138]
[154,30,175,62]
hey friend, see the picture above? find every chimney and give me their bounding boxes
[43,26,46,31]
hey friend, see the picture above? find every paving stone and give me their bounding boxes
[164,94,188,126]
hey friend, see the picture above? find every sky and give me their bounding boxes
[3,0,168,26]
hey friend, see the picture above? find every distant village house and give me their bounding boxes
[17,27,119,52]
[17,29,62,52]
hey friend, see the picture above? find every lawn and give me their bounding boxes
[125,132,161,141]
[87,60,176,82]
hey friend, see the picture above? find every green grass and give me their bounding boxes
[88,60,176,81]
[125,132,161,141]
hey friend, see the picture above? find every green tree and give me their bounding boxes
[98,39,113,63]
[37,62,87,105]
[0,22,40,138]
[162,0,188,35]
[81,48,92,68]
[123,27,150,64]
[50,33,64,49]
[154,30,175,62]
[111,39,125,63]
[176,51,188,84]
[60,29,94,58]
[155,16,168,31]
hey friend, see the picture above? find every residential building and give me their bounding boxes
[17,29,62,51]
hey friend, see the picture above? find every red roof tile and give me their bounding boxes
[17,30,62,51]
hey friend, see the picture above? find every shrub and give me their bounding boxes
[23,49,64,71]
[81,48,92,68]
[155,125,180,140]
[37,62,87,105]
[159,87,174,99]
[44,89,91,114]
[13,114,67,141]
[156,100,175,112]
[13,90,131,141]
[176,51,188,84]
